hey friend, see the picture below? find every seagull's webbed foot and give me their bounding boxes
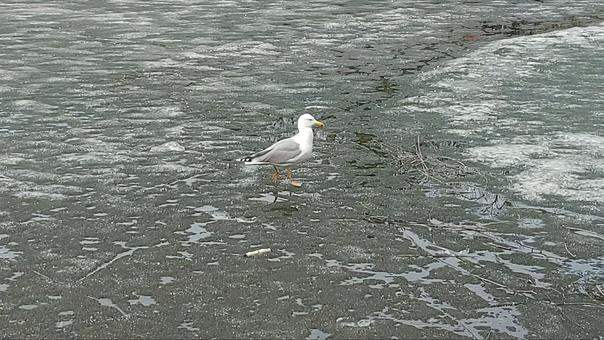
[271,166,280,183]
[286,167,302,187]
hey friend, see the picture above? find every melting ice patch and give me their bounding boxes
[467,144,549,168]
[178,222,213,243]
[0,242,21,260]
[418,23,604,203]
[469,134,604,203]
[150,141,185,153]
[306,328,331,340]
[128,293,157,307]
[510,156,604,203]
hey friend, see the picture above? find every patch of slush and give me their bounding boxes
[178,321,200,332]
[0,244,21,260]
[13,191,67,201]
[55,320,73,328]
[59,152,133,165]
[159,276,175,285]
[143,163,198,174]
[469,134,604,202]
[176,222,213,243]
[306,328,331,340]
[150,141,185,153]
[510,157,604,203]
[193,205,228,220]
[419,23,604,204]
[13,99,57,113]
[0,155,25,165]
[467,144,549,168]
[518,218,545,229]
[19,304,38,310]
[128,293,157,307]
[563,257,604,281]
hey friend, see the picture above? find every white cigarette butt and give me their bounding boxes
[244,248,271,257]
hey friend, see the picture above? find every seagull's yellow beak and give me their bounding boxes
[313,120,325,128]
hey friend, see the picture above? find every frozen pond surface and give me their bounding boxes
[1,1,603,338]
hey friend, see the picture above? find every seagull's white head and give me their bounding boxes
[297,113,325,130]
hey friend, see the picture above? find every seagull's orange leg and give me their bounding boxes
[286,167,302,187]
[271,166,280,183]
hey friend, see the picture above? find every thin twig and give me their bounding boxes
[596,285,604,298]
[416,135,429,172]
[488,301,525,308]
[32,270,53,283]
[555,302,604,309]
[459,320,480,340]
[564,242,576,258]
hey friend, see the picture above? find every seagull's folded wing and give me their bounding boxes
[245,138,302,165]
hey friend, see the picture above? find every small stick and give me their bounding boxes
[416,136,428,171]
[564,242,576,258]
[595,285,604,298]
[32,270,53,282]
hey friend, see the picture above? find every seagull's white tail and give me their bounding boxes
[240,148,271,165]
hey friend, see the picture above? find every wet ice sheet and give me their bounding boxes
[1,0,604,339]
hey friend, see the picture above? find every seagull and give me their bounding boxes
[242,114,325,187]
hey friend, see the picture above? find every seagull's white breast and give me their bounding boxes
[292,128,314,163]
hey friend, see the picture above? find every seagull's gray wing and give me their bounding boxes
[244,137,302,165]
